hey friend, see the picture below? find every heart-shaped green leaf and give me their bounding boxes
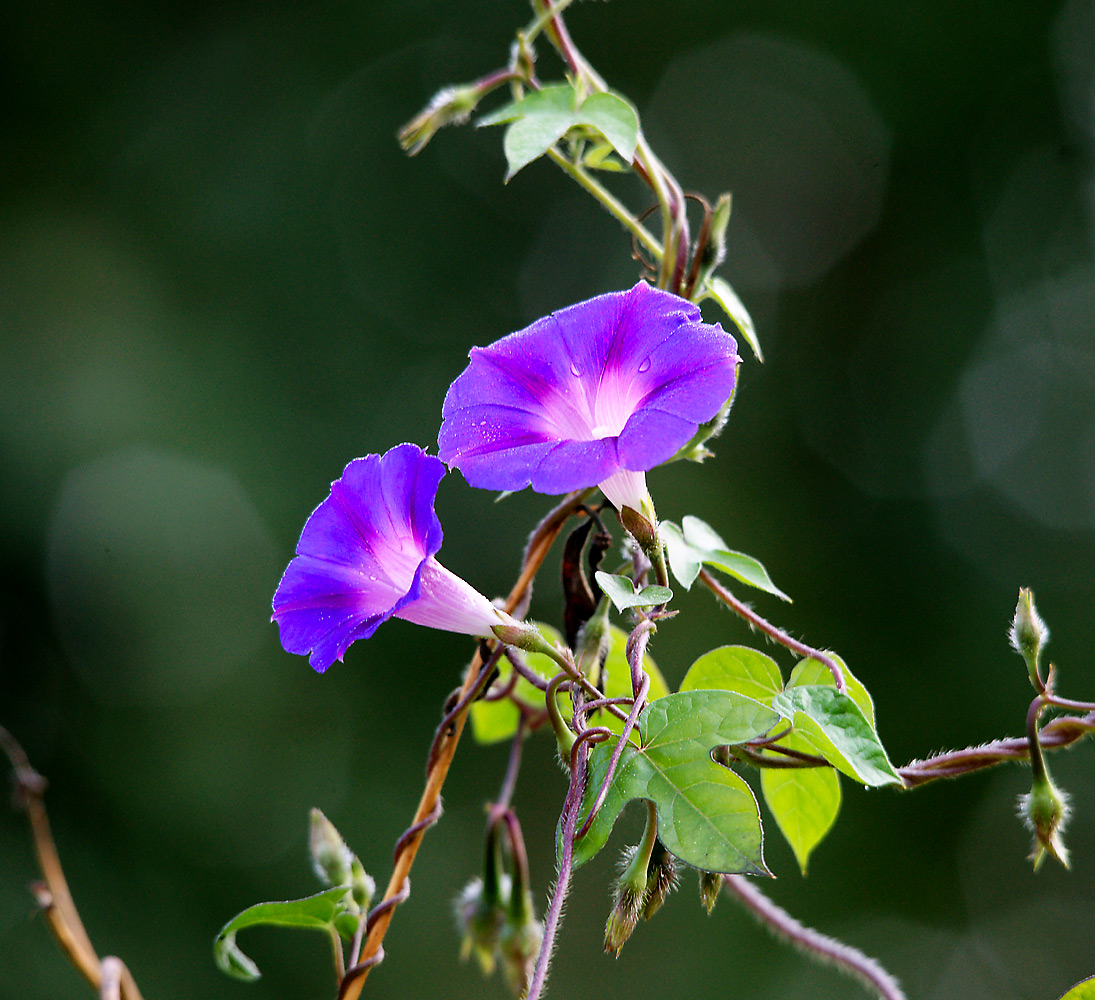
[478,84,640,180]
[760,731,841,874]
[214,886,353,981]
[1058,976,1095,1000]
[681,516,790,602]
[595,571,672,611]
[662,520,703,590]
[567,689,780,872]
[788,653,875,727]
[680,645,784,703]
[772,686,901,787]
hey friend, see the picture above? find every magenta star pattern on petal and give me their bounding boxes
[437,282,739,513]
[271,443,507,672]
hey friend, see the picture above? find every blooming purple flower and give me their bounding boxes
[272,444,510,673]
[437,282,739,515]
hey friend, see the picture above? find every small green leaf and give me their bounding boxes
[214,886,352,981]
[569,690,780,872]
[772,686,901,787]
[680,645,784,704]
[595,571,672,612]
[478,85,638,181]
[703,276,762,363]
[574,92,639,164]
[1059,976,1095,1000]
[479,85,579,180]
[681,515,791,602]
[476,84,576,127]
[661,521,702,591]
[760,732,841,874]
[788,653,875,727]
[581,142,627,171]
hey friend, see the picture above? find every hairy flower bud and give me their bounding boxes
[454,874,511,975]
[351,857,375,911]
[1019,768,1071,870]
[398,85,479,155]
[499,886,543,996]
[696,192,732,281]
[575,596,612,682]
[604,845,648,956]
[1010,588,1049,689]
[699,870,724,914]
[641,839,678,920]
[308,808,354,888]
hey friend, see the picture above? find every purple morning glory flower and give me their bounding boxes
[437,282,739,515]
[272,443,511,673]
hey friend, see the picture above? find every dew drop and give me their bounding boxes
[637,356,652,373]
[570,362,582,378]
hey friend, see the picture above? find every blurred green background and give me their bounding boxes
[4,1,1095,998]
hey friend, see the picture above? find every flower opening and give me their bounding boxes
[271,443,506,672]
[437,282,740,511]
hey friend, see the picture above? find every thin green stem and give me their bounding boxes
[545,147,663,257]
[329,926,346,983]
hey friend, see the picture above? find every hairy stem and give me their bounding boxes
[576,673,649,839]
[725,875,906,1000]
[699,569,846,691]
[339,491,588,998]
[526,735,592,1000]
[898,710,1095,787]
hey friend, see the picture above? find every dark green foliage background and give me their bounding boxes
[3,1,1095,998]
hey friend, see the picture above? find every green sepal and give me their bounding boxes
[595,571,672,612]
[771,686,901,787]
[213,886,353,981]
[563,690,780,873]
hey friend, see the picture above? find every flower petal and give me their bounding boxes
[438,282,739,499]
[272,444,446,671]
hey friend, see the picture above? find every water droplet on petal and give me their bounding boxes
[570,362,582,378]
[637,356,652,373]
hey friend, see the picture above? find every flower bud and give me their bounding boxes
[699,870,724,914]
[604,845,648,956]
[1019,768,1071,870]
[308,808,354,887]
[454,874,511,975]
[499,885,543,996]
[618,505,658,555]
[1010,588,1049,689]
[492,619,557,657]
[641,839,678,920]
[575,596,612,683]
[698,192,732,277]
[398,85,479,155]
[350,857,375,911]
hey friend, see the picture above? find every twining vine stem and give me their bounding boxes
[1,726,145,1000]
[337,490,593,1000]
